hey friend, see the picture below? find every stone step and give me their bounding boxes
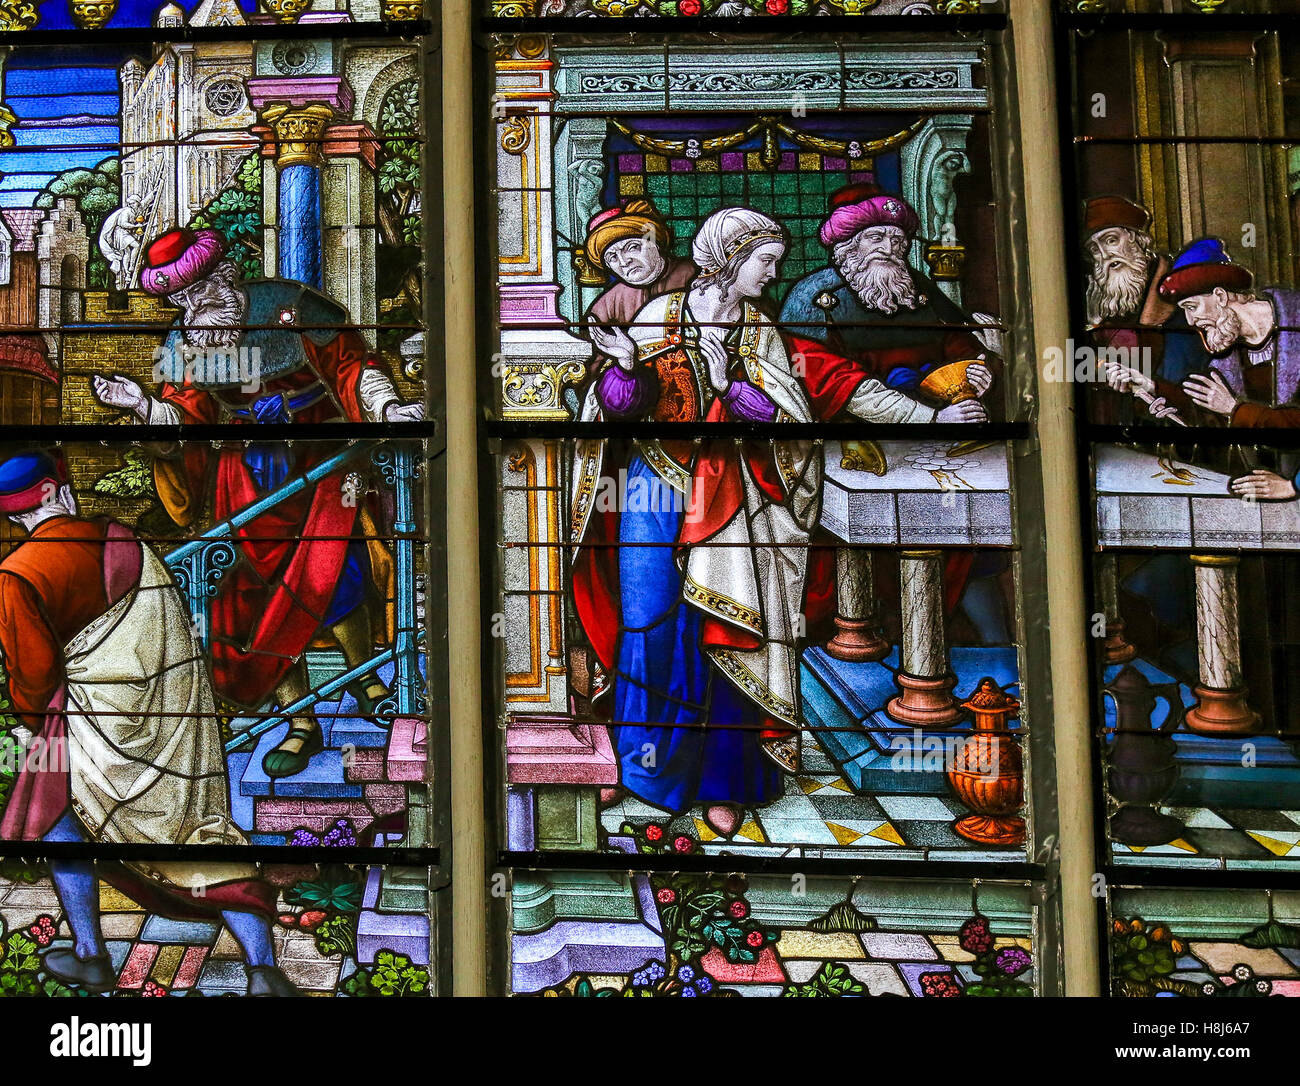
[1101,659,1300,809]
[801,645,1020,793]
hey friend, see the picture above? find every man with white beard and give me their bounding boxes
[1106,238,1300,433]
[90,227,424,781]
[1082,196,1208,423]
[779,183,992,419]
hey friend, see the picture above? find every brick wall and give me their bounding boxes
[61,291,176,516]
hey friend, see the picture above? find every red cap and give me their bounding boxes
[829,182,884,210]
[146,229,195,268]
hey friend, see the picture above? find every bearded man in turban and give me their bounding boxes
[1106,237,1300,438]
[779,182,994,415]
[90,228,424,780]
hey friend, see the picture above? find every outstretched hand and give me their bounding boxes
[937,399,987,424]
[92,373,148,421]
[1231,469,1297,502]
[1183,371,1238,417]
[589,325,637,371]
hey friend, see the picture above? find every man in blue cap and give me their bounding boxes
[1105,237,1300,441]
[0,450,297,995]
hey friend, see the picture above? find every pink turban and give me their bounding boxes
[141,228,226,296]
[819,194,920,247]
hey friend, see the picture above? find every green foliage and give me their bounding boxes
[782,961,864,998]
[92,448,155,500]
[343,950,428,997]
[808,900,876,934]
[0,926,40,997]
[189,153,262,280]
[376,78,422,313]
[379,80,419,137]
[313,913,358,959]
[36,157,120,289]
[286,866,363,913]
[1242,919,1300,950]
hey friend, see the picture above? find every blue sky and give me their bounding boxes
[35,0,258,29]
[0,51,128,209]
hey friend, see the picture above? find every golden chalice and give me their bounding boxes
[919,358,995,458]
[919,358,983,405]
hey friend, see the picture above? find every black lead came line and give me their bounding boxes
[496,849,1046,882]
[0,19,433,47]
[0,841,441,866]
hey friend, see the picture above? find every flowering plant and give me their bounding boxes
[952,914,1034,997]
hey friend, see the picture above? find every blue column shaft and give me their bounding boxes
[279,162,322,287]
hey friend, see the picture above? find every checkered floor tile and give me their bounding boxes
[1112,806,1300,865]
[599,733,1023,860]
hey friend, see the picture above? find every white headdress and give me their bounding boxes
[691,207,785,278]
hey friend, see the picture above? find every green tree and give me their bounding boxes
[376,79,421,318]
[36,158,120,289]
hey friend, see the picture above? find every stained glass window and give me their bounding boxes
[1060,0,1300,997]
[483,8,1063,997]
[0,5,442,1000]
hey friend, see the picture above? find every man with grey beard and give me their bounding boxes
[1106,237,1300,432]
[780,183,993,421]
[90,227,423,782]
[1082,196,1207,423]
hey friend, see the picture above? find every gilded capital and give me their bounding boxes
[261,103,336,169]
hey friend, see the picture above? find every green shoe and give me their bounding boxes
[347,678,393,727]
[262,725,325,779]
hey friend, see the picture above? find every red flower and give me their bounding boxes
[746,930,764,948]
[645,825,664,843]
[919,972,962,998]
[672,835,693,853]
[958,915,994,955]
[678,0,700,12]
[765,0,788,12]
[141,980,168,998]
[299,910,328,931]
[28,915,56,947]
[728,900,748,919]
[656,888,676,905]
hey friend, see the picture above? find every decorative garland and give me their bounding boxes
[609,115,927,167]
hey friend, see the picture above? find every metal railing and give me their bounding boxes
[162,442,425,751]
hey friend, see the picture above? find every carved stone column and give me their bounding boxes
[825,548,890,662]
[887,549,963,727]
[1183,554,1260,736]
[259,103,335,286]
[1098,553,1137,664]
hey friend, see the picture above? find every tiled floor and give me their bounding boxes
[599,737,1020,862]
[1112,806,1300,869]
[0,876,352,996]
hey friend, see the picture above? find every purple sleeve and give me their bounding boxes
[722,378,778,423]
[595,364,658,418]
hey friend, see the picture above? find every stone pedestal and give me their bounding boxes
[1183,555,1260,736]
[825,548,890,662]
[887,550,963,728]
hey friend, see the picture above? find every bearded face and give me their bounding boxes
[1181,292,1243,355]
[1084,227,1156,325]
[832,226,923,315]
[170,262,247,349]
